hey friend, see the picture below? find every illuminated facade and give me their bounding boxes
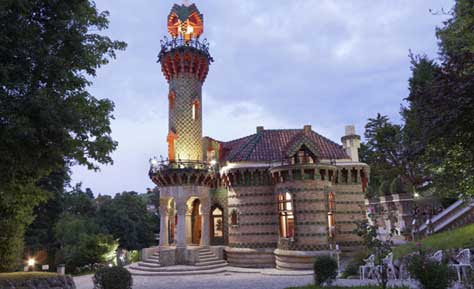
[145,3,369,270]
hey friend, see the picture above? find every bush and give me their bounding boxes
[93,266,132,289]
[313,255,338,286]
[407,252,454,289]
[342,250,368,278]
[462,268,474,289]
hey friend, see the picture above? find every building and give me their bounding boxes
[145,3,369,270]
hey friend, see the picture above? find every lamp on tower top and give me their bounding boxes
[167,3,204,42]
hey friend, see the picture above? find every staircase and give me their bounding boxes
[127,247,228,276]
[418,199,474,235]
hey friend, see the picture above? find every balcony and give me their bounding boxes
[157,36,213,63]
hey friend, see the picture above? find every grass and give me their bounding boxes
[0,272,58,281]
[393,223,474,258]
[286,285,409,289]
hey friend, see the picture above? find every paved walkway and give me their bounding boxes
[74,272,314,289]
[74,273,467,289]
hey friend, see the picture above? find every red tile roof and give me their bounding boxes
[217,129,349,162]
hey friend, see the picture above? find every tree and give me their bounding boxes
[0,0,126,271]
[405,0,474,198]
[97,192,158,250]
[55,214,117,271]
[361,114,407,197]
[24,166,70,267]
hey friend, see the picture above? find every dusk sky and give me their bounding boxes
[72,0,454,196]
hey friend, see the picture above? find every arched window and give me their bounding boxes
[230,209,238,226]
[212,207,223,237]
[192,100,199,120]
[278,192,294,238]
[328,192,336,238]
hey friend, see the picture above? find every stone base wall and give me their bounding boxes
[0,275,75,289]
[274,249,335,270]
[225,247,275,268]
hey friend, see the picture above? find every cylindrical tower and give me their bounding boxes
[159,3,212,162]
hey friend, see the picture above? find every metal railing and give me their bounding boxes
[157,36,213,63]
[149,157,215,174]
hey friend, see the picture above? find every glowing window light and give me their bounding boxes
[27,258,35,267]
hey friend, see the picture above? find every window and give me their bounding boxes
[328,192,336,238]
[278,192,294,238]
[294,148,314,164]
[230,209,238,226]
[212,207,223,237]
[169,91,175,110]
[192,100,199,120]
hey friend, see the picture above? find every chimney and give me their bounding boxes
[341,125,361,162]
[303,125,312,133]
[256,126,264,133]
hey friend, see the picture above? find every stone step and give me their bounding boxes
[140,259,160,265]
[195,260,227,267]
[128,263,227,273]
[199,253,214,258]
[199,256,218,262]
[128,267,226,276]
[137,262,161,268]
[148,256,160,261]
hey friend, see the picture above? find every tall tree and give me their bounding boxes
[406,0,474,197]
[0,0,126,271]
[97,191,158,251]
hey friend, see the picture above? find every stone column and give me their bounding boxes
[159,200,169,247]
[201,198,210,246]
[176,202,188,248]
[186,209,192,244]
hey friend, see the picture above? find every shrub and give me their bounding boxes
[462,268,474,289]
[93,266,132,289]
[407,252,454,289]
[313,255,338,286]
[342,250,368,278]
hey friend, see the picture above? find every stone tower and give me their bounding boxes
[149,3,216,266]
[159,3,212,162]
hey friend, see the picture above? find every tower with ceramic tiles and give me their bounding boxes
[159,3,212,162]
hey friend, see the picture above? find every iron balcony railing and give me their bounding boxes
[157,36,213,63]
[149,158,215,175]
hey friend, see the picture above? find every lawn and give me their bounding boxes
[0,272,58,281]
[286,285,409,289]
[393,224,474,258]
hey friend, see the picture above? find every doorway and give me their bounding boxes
[191,199,202,244]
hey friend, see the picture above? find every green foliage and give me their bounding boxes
[0,0,125,271]
[54,214,118,271]
[462,269,474,289]
[129,251,140,263]
[97,191,158,250]
[93,266,132,289]
[313,255,338,286]
[393,224,474,258]
[354,219,394,289]
[342,250,369,278]
[403,0,474,198]
[407,249,454,289]
[0,272,58,281]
